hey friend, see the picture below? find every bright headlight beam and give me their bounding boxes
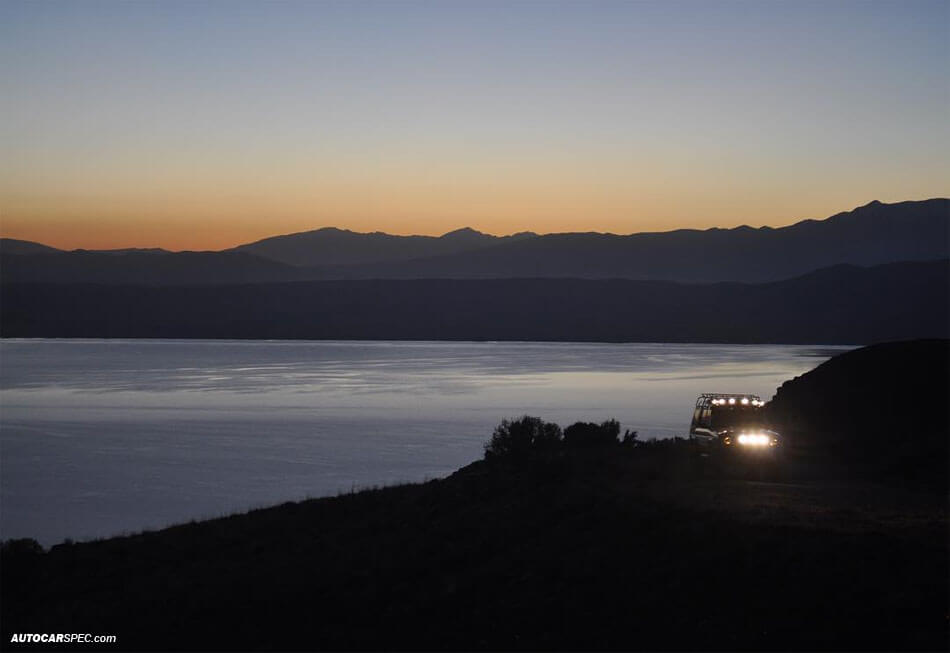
[736,432,772,446]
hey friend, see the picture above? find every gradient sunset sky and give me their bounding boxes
[2,0,947,251]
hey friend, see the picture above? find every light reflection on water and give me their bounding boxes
[0,339,848,545]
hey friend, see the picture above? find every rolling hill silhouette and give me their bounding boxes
[3,259,946,343]
[0,250,298,285]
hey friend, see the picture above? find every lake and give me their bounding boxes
[0,339,848,545]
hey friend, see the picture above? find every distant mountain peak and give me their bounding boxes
[0,238,63,255]
[440,227,486,239]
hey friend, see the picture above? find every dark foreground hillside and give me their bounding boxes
[2,259,947,343]
[2,447,946,652]
[3,341,948,651]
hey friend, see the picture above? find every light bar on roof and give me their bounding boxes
[709,396,765,407]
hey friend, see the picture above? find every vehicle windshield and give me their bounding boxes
[710,405,765,430]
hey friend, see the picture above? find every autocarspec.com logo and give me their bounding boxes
[9,633,117,645]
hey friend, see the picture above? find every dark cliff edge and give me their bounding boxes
[1,341,947,651]
[767,339,949,488]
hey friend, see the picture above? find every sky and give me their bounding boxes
[1,0,947,251]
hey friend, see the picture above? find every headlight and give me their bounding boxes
[737,433,771,446]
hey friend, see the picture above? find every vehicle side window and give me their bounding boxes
[699,407,711,428]
[692,406,702,428]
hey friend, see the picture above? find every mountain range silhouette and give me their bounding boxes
[2,199,947,343]
[2,199,947,284]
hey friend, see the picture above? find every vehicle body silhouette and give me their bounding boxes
[688,393,780,454]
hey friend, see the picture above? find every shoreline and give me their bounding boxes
[2,340,947,650]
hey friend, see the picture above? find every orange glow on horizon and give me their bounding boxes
[4,190,942,252]
[0,206,819,251]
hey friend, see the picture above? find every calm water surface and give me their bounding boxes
[0,339,848,545]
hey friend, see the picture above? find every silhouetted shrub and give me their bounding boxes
[563,419,621,448]
[0,538,43,556]
[621,429,639,446]
[484,416,562,459]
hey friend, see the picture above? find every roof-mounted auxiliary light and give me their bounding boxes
[705,395,764,407]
